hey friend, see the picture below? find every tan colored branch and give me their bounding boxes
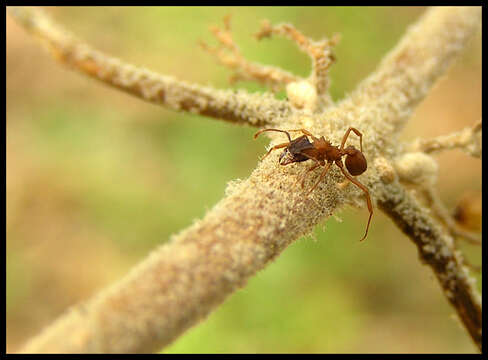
[341,7,482,138]
[203,17,337,112]
[392,152,481,245]
[8,7,291,128]
[256,20,338,108]
[377,183,481,350]
[21,159,346,353]
[410,120,482,157]
[383,151,482,348]
[201,15,300,92]
[11,6,481,353]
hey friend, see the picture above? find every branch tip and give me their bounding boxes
[203,15,301,91]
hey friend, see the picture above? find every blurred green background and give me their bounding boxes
[6,6,481,353]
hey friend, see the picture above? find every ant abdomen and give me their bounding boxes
[345,148,367,176]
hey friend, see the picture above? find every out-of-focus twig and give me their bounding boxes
[377,182,482,349]
[409,121,482,157]
[8,7,292,128]
[256,19,339,108]
[421,186,481,246]
[200,15,300,92]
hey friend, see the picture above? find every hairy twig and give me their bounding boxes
[256,19,339,108]
[409,120,482,157]
[10,6,481,353]
[200,15,300,92]
[377,183,482,348]
[203,16,338,112]
[7,7,291,128]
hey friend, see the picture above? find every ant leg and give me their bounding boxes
[294,161,321,188]
[335,160,373,242]
[260,142,289,160]
[340,127,363,152]
[287,129,320,142]
[307,162,333,194]
[254,128,292,142]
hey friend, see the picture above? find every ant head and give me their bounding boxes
[279,135,314,165]
[279,147,311,165]
[344,146,367,176]
[279,149,297,165]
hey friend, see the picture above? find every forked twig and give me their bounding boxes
[200,15,300,91]
[7,7,291,128]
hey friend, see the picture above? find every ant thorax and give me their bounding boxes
[323,145,342,161]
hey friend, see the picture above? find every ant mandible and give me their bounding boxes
[254,127,373,241]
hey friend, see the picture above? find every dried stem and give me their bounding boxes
[8,7,291,128]
[20,161,345,353]
[410,120,482,157]
[256,20,339,110]
[341,7,481,140]
[377,183,482,349]
[256,20,339,108]
[201,15,300,91]
[10,6,481,353]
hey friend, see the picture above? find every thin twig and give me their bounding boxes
[409,120,482,157]
[256,20,339,108]
[8,6,291,128]
[200,15,301,92]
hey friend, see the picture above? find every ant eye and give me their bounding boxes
[345,151,367,176]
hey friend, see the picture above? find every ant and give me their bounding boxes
[254,127,373,241]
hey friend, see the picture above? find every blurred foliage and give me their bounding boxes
[6,7,481,353]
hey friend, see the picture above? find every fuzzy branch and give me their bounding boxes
[341,7,481,138]
[202,16,338,111]
[8,7,291,128]
[409,120,482,157]
[377,183,481,347]
[255,19,339,107]
[11,6,481,353]
[200,15,301,92]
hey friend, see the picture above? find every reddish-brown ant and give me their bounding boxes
[254,127,373,241]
